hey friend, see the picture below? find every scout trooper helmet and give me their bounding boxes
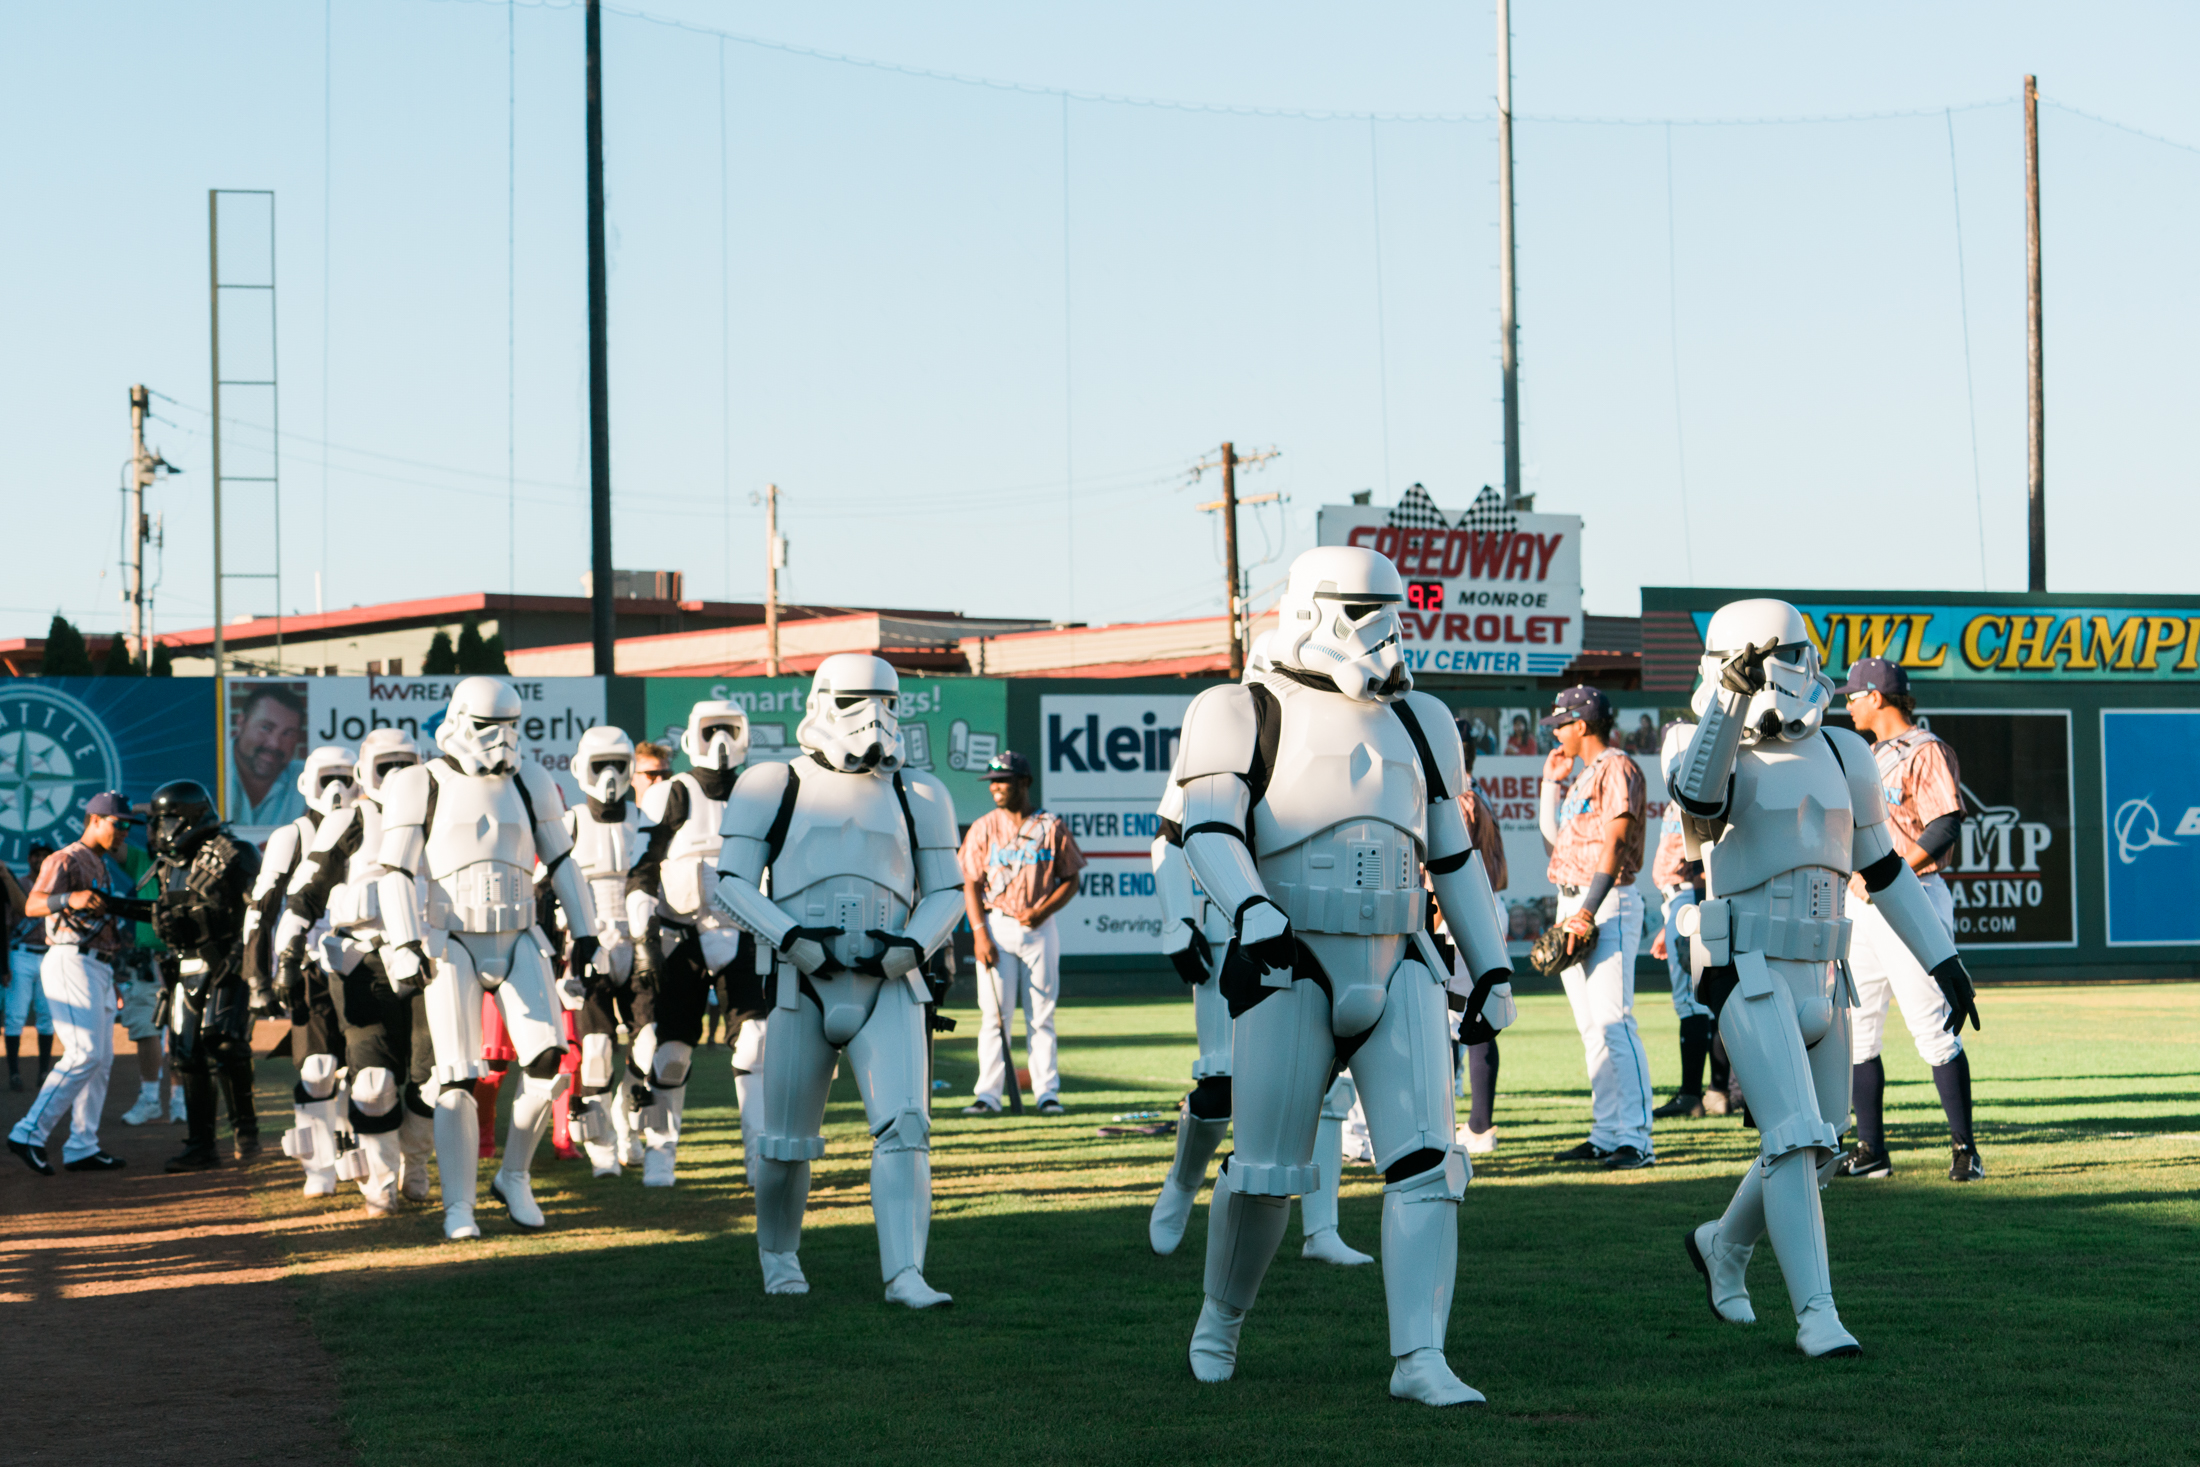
[1692,598,1833,743]
[679,701,749,773]
[298,744,359,816]
[576,725,637,801]
[354,727,421,799]
[796,654,904,772]
[1271,545,1411,702]
[437,675,524,775]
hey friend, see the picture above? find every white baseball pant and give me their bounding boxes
[7,947,116,1163]
[1557,885,1654,1154]
[973,910,1060,1106]
[1849,874,1961,1068]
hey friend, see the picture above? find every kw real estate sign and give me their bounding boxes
[1316,508,1584,677]
[1689,605,2200,679]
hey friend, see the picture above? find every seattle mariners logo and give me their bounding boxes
[0,685,123,867]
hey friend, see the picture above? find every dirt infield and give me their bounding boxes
[0,1038,353,1465]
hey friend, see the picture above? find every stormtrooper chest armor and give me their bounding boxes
[1700,735,1856,965]
[327,802,391,932]
[769,767,917,964]
[1251,681,1429,938]
[573,804,641,927]
[422,764,538,934]
[660,775,726,919]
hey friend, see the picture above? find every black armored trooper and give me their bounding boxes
[146,780,264,1172]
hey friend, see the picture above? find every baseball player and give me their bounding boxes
[1649,721,1719,1120]
[958,752,1085,1117]
[1538,686,1654,1170]
[1835,657,1983,1182]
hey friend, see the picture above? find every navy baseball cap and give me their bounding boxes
[983,751,1033,782]
[85,791,141,822]
[1539,686,1610,729]
[1837,657,1909,697]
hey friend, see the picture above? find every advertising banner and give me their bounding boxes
[227,676,607,841]
[0,678,216,870]
[640,676,1009,826]
[1914,711,2075,947]
[2101,710,2200,946]
[1689,605,2200,681]
[1040,692,1194,956]
[1316,507,1584,677]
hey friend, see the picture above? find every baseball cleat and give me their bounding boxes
[63,1151,127,1172]
[121,1094,164,1126]
[9,1139,55,1176]
[1603,1145,1655,1171]
[1948,1144,1985,1182]
[1457,1123,1498,1155]
[1835,1146,1892,1179]
[1652,1090,1705,1119]
[164,1147,220,1173]
[1552,1140,1612,1163]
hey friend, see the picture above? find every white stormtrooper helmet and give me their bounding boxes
[1692,598,1833,743]
[298,745,358,816]
[437,675,524,775]
[1270,545,1411,702]
[575,725,637,801]
[795,654,903,772]
[355,727,421,799]
[679,701,750,773]
[1243,629,1276,680]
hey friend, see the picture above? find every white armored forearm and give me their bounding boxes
[270,908,310,957]
[1863,859,1957,972]
[1178,772,1270,921]
[1671,686,1749,823]
[1153,836,1197,930]
[903,887,965,961]
[549,852,599,941]
[1431,851,1513,981]
[712,857,797,949]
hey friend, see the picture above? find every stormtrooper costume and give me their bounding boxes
[376,677,603,1240]
[242,744,355,1194]
[275,730,430,1216]
[623,703,753,1188]
[1148,637,1386,1269]
[1671,599,1981,1358]
[562,725,641,1179]
[1172,546,1515,1406]
[711,655,963,1308]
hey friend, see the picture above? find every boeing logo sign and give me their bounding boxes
[2101,711,2200,946]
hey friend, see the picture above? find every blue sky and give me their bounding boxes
[5,1,2197,642]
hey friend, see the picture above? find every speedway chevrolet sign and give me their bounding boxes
[1317,508,1584,677]
[1688,605,2200,679]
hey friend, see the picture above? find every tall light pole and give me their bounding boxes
[2023,74,2046,593]
[763,483,783,677]
[1496,0,1523,509]
[585,0,616,674]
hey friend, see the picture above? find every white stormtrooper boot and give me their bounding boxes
[873,1112,950,1309]
[1150,1099,1230,1257]
[613,1065,646,1167]
[347,1068,407,1218]
[1688,1160,1762,1325]
[356,1129,404,1217]
[1300,1089,1373,1266]
[1189,1162,1290,1383]
[639,1044,690,1189]
[434,1086,482,1240]
[574,1092,620,1178]
[1761,1150,1860,1357]
[1382,1152,1482,1406]
[754,1154,813,1295]
[280,1053,345,1198]
[491,1072,561,1231]
[399,1102,435,1203]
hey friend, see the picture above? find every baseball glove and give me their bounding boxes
[1527,920,1589,978]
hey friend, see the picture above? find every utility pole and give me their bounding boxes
[124,386,178,671]
[1191,443,1283,678]
[763,483,783,677]
[2023,74,2046,593]
[1496,0,1523,509]
[585,0,616,674]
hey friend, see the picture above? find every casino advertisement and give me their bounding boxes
[1914,710,2075,948]
[1316,506,1584,678]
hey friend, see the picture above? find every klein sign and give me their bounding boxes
[1317,508,1584,677]
[1689,605,2200,680]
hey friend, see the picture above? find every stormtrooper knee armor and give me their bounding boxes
[712,656,965,1307]
[1672,599,1979,1359]
[1175,547,1514,1405]
[376,677,601,1240]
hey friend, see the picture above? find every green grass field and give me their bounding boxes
[253,983,2199,1466]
